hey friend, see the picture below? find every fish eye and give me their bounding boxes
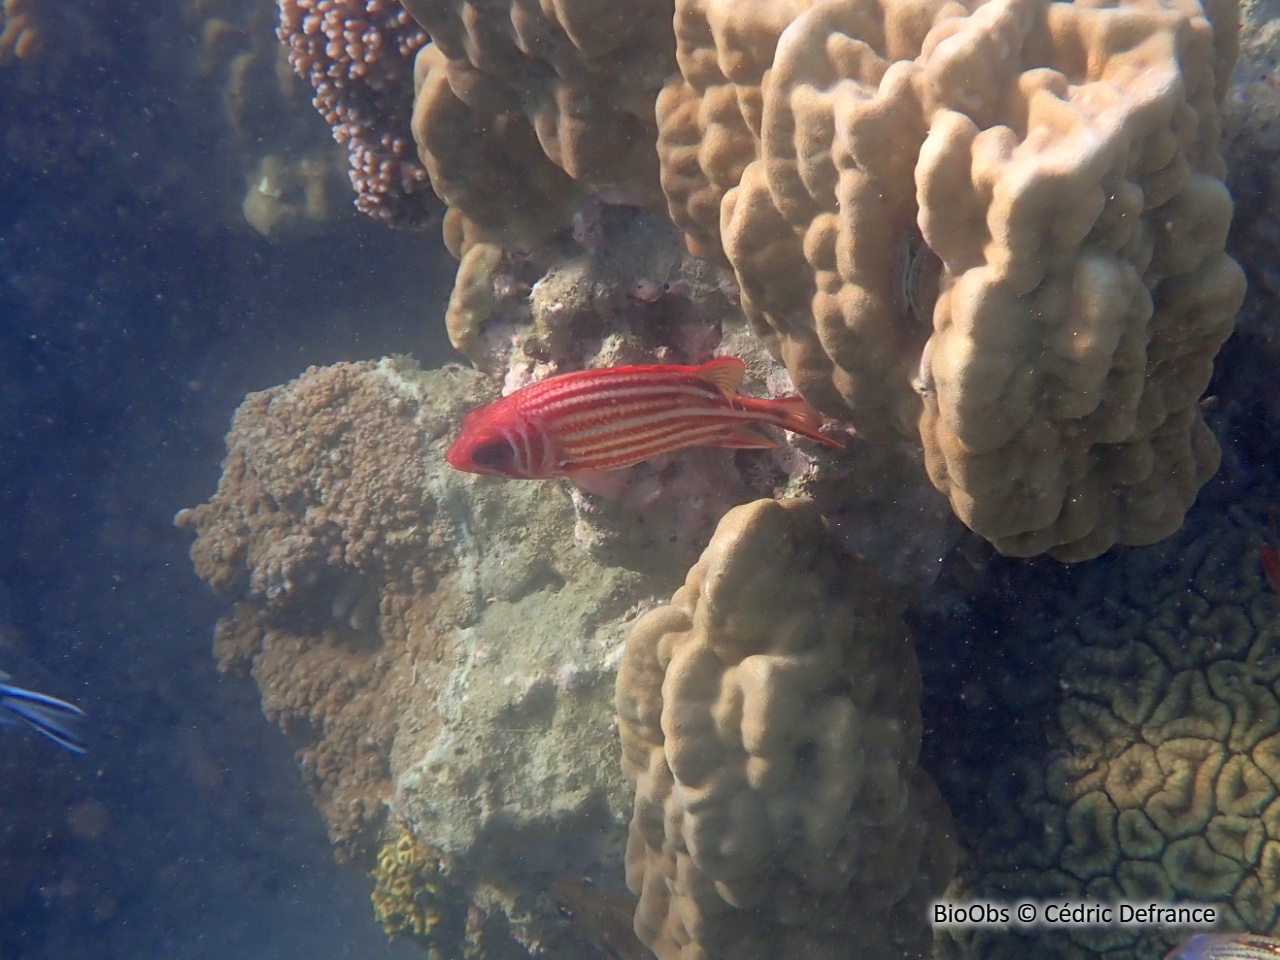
[469,439,511,469]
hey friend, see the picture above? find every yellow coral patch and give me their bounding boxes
[370,828,445,941]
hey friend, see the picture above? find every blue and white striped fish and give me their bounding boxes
[1,671,86,753]
[445,357,841,487]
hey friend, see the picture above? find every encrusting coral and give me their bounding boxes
[928,499,1280,960]
[176,359,451,856]
[616,497,957,960]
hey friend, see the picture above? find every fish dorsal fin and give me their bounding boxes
[698,357,745,400]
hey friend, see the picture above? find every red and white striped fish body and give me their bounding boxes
[445,357,839,483]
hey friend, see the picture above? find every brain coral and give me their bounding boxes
[662,0,1245,560]
[929,500,1280,960]
[616,497,956,960]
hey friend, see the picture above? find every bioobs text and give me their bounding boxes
[932,901,1219,928]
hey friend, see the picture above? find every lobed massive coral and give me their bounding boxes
[404,0,674,257]
[395,0,1245,560]
[616,497,957,960]
[702,0,1244,560]
[929,499,1280,960]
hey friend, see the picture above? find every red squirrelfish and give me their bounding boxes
[445,357,840,484]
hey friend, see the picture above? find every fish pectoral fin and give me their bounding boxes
[564,467,632,500]
[714,425,780,450]
[696,357,746,401]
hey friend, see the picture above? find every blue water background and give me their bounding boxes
[0,1,454,955]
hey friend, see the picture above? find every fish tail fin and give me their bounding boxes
[1,684,87,753]
[736,395,844,448]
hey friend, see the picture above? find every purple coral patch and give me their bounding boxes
[278,0,440,228]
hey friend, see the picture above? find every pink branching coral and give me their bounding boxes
[277,0,438,228]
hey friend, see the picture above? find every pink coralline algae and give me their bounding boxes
[278,0,438,228]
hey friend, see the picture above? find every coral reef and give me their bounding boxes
[278,0,438,227]
[404,0,673,258]
[177,357,676,951]
[924,496,1280,960]
[708,0,1243,560]
[175,8,1280,956]
[616,497,957,960]
[396,0,1245,560]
